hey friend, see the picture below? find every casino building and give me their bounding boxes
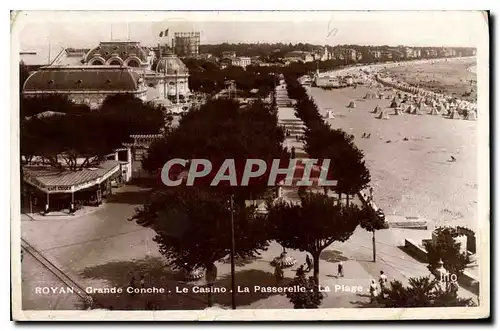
[22,66,148,109]
[21,41,191,112]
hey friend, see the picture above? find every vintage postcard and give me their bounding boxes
[11,10,490,321]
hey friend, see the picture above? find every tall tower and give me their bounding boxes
[173,32,200,57]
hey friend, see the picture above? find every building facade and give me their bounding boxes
[22,66,148,109]
[151,53,191,104]
[83,41,155,68]
[173,32,200,57]
[283,51,314,63]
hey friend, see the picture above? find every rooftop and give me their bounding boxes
[23,160,120,193]
[23,66,144,92]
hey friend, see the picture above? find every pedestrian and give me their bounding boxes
[128,275,136,296]
[291,146,296,159]
[305,255,312,272]
[379,271,388,295]
[140,275,145,289]
[274,263,284,283]
[369,279,378,303]
[337,261,344,277]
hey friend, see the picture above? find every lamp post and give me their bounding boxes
[229,194,236,309]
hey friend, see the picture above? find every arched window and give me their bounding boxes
[127,59,140,67]
[91,59,105,65]
[109,59,122,66]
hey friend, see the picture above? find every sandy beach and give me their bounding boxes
[382,57,477,103]
[307,84,477,230]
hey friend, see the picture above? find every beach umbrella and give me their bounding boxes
[347,100,356,108]
[372,105,382,114]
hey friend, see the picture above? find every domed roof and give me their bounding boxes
[155,54,189,75]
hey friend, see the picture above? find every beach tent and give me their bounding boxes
[377,109,390,120]
[393,107,403,115]
[466,110,477,121]
[364,92,376,99]
[372,105,382,114]
[390,98,399,108]
[412,106,424,115]
[385,95,392,100]
[406,105,414,114]
[347,100,356,108]
[428,107,440,115]
[325,110,335,119]
[449,109,461,119]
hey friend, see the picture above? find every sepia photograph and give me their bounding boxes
[10,10,490,321]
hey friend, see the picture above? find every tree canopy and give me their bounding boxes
[141,98,286,201]
[378,276,476,307]
[131,187,269,271]
[267,192,370,283]
[20,94,167,169]
[424,226,472,277]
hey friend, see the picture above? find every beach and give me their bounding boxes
[382,57,477,103]
[306,84,478,230]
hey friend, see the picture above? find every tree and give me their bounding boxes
[267,192,370,284]
[97,94,166,148]
[20,93,167,170]
[360,207,387,262]
[130,187,269,307]
[378,276,475,307]
[142,98,286,203]
[424,226,472,277]
[286,267,324,309]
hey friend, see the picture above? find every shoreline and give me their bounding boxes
[317,57,477,104]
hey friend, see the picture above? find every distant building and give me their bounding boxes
[221,51,237,58]
[220,56,252,69]
[380,50,393,60]
[344,49,357,62]
[173,32,200,57]
[22,66,148,109]
[401,47,415,59]
[198,53,213,60]
[283,51,314,63]
[369,50,382,59]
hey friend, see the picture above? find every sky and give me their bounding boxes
[13,11,487,52]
